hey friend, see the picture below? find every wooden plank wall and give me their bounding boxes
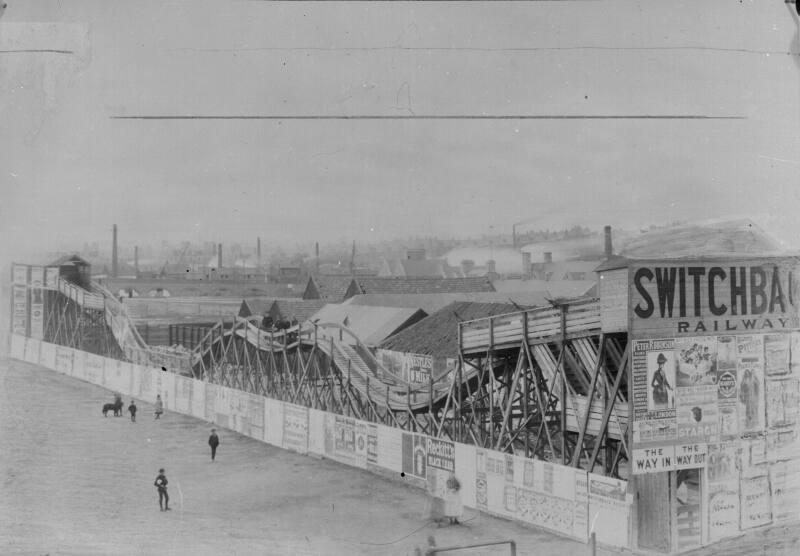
[635,472,672,552]
[599,268,629,333]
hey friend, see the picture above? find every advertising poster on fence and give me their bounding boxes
[228,390,250,435]
[739,474,772,529]
[174,375,192,414]
[29,266,44,288]
[766,378,799,429]
[402,433,427,480]
[190,379,205,420]
[707,483,740,542]
[84,353,105,385]
[453,442,476,508]
[282,403,309,454]
[139,366,154,401]
[767,428,800,461]
[366,424,378,467]
[213,385,232,428]
[475,449,488,510]
[354,420,368,469]
[769,460,800,522]
[54,346,73,375]
[376,424,402,473]
[573,471,589,541]
[632,339,677,446]
[765,334,790,377]
[588,473,630,548]
[29,287,44,340]
[737,335,765,434]
[480,449,510,517]
[12,285,29,337]
[247,394,265,441]
[426,438,455,473]
[717,336,739,439]
[307,409,326,457]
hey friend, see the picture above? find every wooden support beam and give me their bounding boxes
[587,348,629,472]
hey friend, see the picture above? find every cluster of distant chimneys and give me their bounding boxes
[109,224,613,279]
[518,225,613,278]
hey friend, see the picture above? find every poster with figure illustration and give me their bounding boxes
[675,337,718,387]
[632,339,677,445]
[736,336,765,434]
[766,378,799,429]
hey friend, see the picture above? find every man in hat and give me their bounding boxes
[208,428,220,462]
[651,353,673,408]
[154,468,170,511]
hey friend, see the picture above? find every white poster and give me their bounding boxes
[23,338,40,365]
[588,473,630,548]
[39,341,57,370]
[190,379,206,420]
[307,409,327,457]
[282,403,309,454]
[84,353,105,385]
[264,398,284,446]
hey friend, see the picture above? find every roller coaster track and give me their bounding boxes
[191,315,459,413]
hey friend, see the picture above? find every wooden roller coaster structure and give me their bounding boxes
[41,277,631,478]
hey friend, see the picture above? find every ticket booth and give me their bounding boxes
[599,254,800,553]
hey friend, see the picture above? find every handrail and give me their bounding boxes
[423,539,516,555]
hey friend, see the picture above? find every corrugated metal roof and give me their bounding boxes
[379,301,527,359]
[310,304,427,346]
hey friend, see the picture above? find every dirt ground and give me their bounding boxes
[2,357,798,556]
[0,357,615,556]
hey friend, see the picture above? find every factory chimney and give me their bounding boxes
[134,246,139,276]
[257,237,261,267]
[315,242,320,274]
[112,224,118,278]
[217,243,223,271]
[604,226,613,258]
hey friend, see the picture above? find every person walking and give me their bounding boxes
[128,399,137,422]
[208,428,220,462]
[154,468,170,511]
[154,395,164,420]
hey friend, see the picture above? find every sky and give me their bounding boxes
[1,1,799,262]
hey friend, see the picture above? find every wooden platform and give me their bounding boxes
[459,298,601,354]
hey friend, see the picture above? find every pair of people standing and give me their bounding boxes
[153,429,220,512]
[126,396,163,422]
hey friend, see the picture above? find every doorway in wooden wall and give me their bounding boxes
[673,468,703,550]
